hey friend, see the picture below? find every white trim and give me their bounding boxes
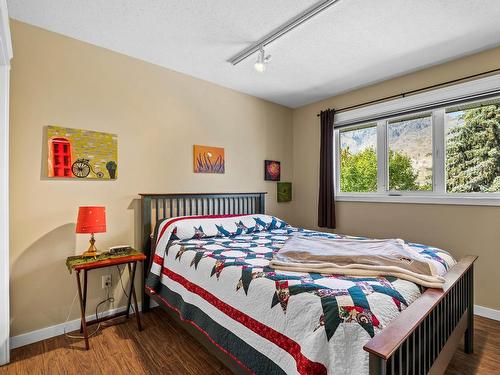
[474,305,500,321]
[376,120,386,194]
[334,73,500,126]
[0,1,12,65]
[335,194,500,206]
[0,0,11,365]
[0,65,9,366]
[10,303,142,349]
[432,109,446,195]
[7,302,497,350]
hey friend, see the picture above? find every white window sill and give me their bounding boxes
[336,194,500,207]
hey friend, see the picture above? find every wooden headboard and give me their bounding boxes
[139,192,267,311]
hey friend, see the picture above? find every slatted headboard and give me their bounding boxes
[139,192,267,311]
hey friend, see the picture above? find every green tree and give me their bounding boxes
[388,150,420,191]
[446,105,500,192]
[340,147,422,192]
[340,147,377,192]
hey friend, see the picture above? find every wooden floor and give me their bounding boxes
[1,309,499,374]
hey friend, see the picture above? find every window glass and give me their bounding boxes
[387,115,433,191]
[445,103,500,193]
[339,125,377,192]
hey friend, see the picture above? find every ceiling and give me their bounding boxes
[7,0,500,108]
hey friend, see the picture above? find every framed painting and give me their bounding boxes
[277,182,292,202]
[264,160,280,181]
[194,145,225,173]
[46,126,118,179]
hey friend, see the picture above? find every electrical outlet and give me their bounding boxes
[102,275,112,289]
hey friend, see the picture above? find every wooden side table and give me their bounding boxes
[66,250,146,349]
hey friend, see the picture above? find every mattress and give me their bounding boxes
[146,215,456,375]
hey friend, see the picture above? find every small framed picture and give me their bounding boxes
[264,160,281,181]
[277,182,292,202]
[194,145,225,174]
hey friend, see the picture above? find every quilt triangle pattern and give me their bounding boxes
[161,217,449,341]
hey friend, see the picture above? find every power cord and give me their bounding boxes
[116,265,135,314]
[64,266,134,340]
[64,286,115,339]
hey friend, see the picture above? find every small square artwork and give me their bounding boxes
[277,182,292,202]
[46,126,118,179]
[194,145,225,173]
[264,160,281,181]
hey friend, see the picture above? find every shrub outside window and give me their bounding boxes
[339,125,377,193]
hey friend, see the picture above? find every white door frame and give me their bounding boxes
[0,0,12,366]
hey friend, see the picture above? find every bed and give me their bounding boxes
[139,192,476,375]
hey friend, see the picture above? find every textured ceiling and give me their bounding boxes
[7,0,500,108]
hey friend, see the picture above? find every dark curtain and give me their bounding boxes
[318,109,336,229]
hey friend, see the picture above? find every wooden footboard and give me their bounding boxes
[365,256,477,375]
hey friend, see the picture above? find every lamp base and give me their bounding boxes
[81,234,100,258]
[81,249,100,258]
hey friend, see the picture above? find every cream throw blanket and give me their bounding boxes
[270,235,446,288]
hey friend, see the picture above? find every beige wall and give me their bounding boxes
[291,46,500,311]
[9,19,500,337]
[9,21,293,336]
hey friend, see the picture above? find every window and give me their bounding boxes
[339,125,377,193]
[445,101,500,193]
[387,115,432,191]
[334,85,500,205]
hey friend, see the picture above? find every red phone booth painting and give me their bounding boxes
[46,126,118,180]
[49,137,72,177]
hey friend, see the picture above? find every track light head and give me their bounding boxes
[254,45,271,73]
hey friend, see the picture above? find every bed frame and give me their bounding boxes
[139,192,476,375]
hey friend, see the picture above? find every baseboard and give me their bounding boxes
[9,302,499,350]
[474,305,500,321]
[10,303,142,349]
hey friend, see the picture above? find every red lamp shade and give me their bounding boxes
[76,206,107,234]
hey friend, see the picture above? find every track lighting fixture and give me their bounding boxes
[254,45,271,73]
[229,0,340,68]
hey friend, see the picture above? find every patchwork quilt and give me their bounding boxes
[146,215,456,375]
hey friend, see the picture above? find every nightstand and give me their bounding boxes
[66,249,146,349]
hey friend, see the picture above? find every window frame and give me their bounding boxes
[334,76,500,206]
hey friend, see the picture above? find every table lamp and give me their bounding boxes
[76,206,107,257]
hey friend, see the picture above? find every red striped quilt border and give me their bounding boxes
[161,267,327,375]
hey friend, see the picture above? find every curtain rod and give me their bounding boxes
[316,67,500,117]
